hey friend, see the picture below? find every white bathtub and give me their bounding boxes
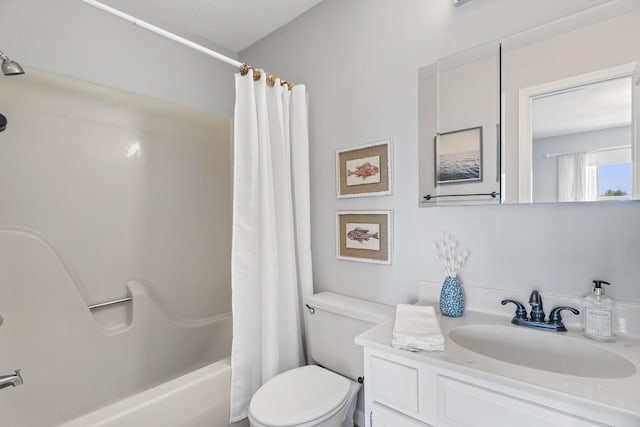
[60,357,248,427]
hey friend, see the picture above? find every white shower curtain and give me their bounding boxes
[557,151,598,202]
[229,71,313,422]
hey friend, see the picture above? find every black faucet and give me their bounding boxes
[501,290,579,332]
[528,290,545,322]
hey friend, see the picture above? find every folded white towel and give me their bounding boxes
[391,304,445,352]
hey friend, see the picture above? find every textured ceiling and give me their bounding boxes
[98,0,325,53]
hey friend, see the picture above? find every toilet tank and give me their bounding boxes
[305,292,394,381]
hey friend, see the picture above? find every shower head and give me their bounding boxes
[0,50,25,76]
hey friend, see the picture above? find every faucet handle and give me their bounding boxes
[501,299,527,320]
[548,306,580,323]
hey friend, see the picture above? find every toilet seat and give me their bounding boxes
[249,365,353,427]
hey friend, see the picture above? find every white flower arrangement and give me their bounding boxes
[434,231,469,278]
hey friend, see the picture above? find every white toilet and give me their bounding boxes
[248,292,393,427]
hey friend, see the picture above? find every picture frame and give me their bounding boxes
[336,211,392,265]
[435,126,483,184]
[336,140,392,198]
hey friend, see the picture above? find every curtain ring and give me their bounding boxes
[253,69,261,81]
[267,74,276,87]
[240,64,250,76]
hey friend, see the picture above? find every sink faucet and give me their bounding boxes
[0,369,23,390]
[528,290,545,322]
[501,291,579,332]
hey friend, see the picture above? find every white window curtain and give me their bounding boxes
[557,151,598,202]
[229,71,313,422]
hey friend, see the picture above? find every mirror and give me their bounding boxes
[419,42,501,206]
[529,76,632,203]
[419,2,640,206]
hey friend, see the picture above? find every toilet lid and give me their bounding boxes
[249,365,352,427]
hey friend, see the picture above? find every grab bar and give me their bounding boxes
[88,297,132,311]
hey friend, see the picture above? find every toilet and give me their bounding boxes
[248,292,393,427]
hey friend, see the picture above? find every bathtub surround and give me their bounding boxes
[230,72,312,421]
[0,65,234,425]
[0,228,233,426]
[0,67,233,328]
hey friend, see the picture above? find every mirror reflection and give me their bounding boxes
[419,42,500,207]
[418,2,640,206]
[531,76,632,203]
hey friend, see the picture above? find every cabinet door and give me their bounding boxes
[369,355,419,415]
[437,375,607,427]
[371,403,433,427]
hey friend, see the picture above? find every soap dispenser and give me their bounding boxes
[582,280,615,342]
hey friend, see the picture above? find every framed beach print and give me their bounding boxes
[336,211,392,265]
[435,126,483,184]
[336,140,392,198]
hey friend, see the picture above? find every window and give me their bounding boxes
[597,147,632,200]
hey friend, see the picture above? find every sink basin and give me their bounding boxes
[449,324,637,378]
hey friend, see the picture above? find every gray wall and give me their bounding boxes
[240,0,640,302]
[0,0,236,117]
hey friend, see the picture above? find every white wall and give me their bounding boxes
[240,0,640,303]
[0,0,237,117]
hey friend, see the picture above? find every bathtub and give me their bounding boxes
[60,358,248,427]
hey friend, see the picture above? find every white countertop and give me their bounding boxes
[355,308,640,418]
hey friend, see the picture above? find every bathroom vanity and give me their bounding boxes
[355,289,640,427]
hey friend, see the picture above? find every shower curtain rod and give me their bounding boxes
[545,144,631,158]
[79,0,244,69]
[80,0,296,88]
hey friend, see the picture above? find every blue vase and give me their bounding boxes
[440,276,465,317]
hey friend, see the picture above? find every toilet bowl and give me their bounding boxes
[246,292,393,427]
[248,365,360,427]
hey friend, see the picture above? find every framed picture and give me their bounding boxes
[336,211,392,265]
[336,140,392,198]
[435,126,483,184]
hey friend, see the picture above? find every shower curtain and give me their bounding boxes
[229,71,313,422]
[557,151,598,202]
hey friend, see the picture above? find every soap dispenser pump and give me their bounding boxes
[582,280,615,342]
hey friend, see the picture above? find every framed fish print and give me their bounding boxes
[336,211,392,265]
[336,140,392,198]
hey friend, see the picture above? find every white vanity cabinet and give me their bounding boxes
[356,315,640,427]
[363,347,608,427]
[370,402,432,427]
